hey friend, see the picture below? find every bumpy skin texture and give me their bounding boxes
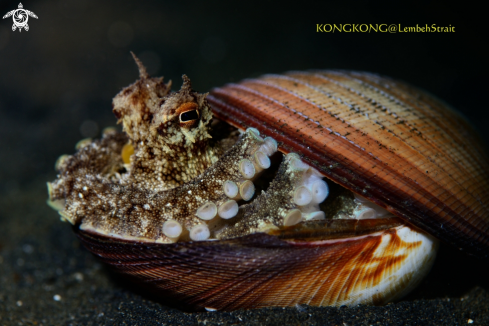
[112,56,220,191]
[47,57,327,243]
[48,129,269,242]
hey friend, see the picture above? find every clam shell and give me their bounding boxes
[76,217,437,311]
[207,71,489,258]
[52,69,487,310]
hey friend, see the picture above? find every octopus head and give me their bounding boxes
[112,53,212,151]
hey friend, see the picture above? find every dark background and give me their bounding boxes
[0,1,488,325]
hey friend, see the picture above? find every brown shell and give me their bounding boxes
[76,217,436,311]
[207,71,489,258]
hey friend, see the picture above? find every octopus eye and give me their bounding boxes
[179,110,199,124]
[176,102,200,128]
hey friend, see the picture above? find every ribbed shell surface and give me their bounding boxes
[207,71,489,258]
[76,218,437,311]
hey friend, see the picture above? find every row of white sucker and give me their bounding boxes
[161,128,333,242]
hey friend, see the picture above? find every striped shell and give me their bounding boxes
[207,71,489,258]
[77,218,436,310]
[54,68,488,312]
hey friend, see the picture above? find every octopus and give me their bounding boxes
[47,55,392,244]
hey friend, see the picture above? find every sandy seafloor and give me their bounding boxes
[1,0,489,325]
[1,184,489,325]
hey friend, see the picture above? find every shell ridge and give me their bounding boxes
[228,82,322,126]
[250,74,488,249]
[344,71,489,181]
[242,75,485,227]
[318,234,376,306]
[347,233,386,305]
[323,71,489,199]
[184,247,294,309]
[278,72,488,217]
[348,70,481,138]
[209,75,489,256]
[337,232,383,305]
[77,225,435,309]
[210,86,451,230]
[305,71,489,216]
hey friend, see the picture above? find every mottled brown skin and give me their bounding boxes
[48,127,281,242]
[47,58,325,243]
[112,54,220,192]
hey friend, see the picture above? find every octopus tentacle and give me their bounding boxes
[47,127,280,243]
[46,66,337,245]
[216,153,329,239]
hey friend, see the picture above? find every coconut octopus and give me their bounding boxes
[47,55,466,311]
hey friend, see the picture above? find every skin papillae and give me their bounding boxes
[47,55,332,243]
[47,57,440,310]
